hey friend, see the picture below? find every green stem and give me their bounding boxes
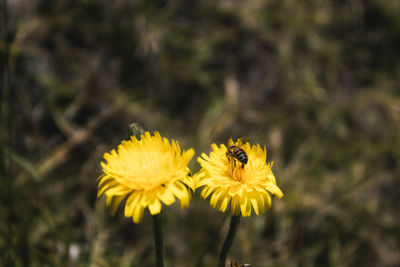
[218,216,240,267]
[153,213,164,267]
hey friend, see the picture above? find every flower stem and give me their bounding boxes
[152,213,164,267]
[218,215,240,267]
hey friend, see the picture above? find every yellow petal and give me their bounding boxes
[240,196,251,217]
[250,197,260,215]
[132,205,145,223]
[201,186,214,199]
[105,185,130,196]
[97,179,118,197]
[237,187,244,198]
[157,187,176,206]
[97,173,106,182]
[179,191,190,209]
[197,177,213,188]
[256,193,266,214]
[265,192,271,209]
[231,195,241,216]
[217,194,231,212]
[210,143,220,152]
[170,181,188,199]
[109,195,125,215]
[197,155,210,166]
[148,198,162,215]
[210,189,224,208]
[266,183,284,199]
[106,195,113,207]
[125,191,141,217]
[181,172,196,191]
[182,148,195,163]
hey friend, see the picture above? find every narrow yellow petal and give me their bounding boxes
[106,195,113,207]
[182,148,195,163]
[256,193,266,214]
[237,187,244,198]
[239,195,252,217]
[210,189,224,208]
[157,187,176,206]
[125,191,141,217]
[97,180,118,197]
[210,143,220,152]
[197,155,210,166]
[144,131,151,139]
[250,198,260,215]
[98,174,112,187]
[265,192,271,208]
[231,195,241,216]
[197,177,213,188]
[109,195,125,215]
[170,181,188,199]
[97,174,106,182]
[266,183,284,199]
[179,191,190,209]
[217,194,231,212]
[148,198,162,215]
[132,205,145,223]
[201,186,215,199]
[181,173,196,190]
[105,185,130,196]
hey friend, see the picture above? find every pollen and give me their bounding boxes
[227,160,246,183]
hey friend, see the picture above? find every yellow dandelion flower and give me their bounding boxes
[97,131,195,223]
[196,138,283,217]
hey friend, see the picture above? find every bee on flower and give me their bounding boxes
[226,137,250,168]
[195,137,283,217]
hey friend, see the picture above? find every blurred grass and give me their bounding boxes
[1,0,400,266]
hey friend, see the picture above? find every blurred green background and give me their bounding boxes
[1,0,400,266]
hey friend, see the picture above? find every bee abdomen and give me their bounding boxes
[235,149,248,164]
[232,147,248,164]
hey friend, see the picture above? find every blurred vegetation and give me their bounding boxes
[1,0,400,266]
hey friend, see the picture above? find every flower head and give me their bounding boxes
[97,131,195,223]
[196,138,283,217]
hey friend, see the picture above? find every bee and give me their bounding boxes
[226,137,250,167]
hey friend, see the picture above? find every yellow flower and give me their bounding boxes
[97,131,195,223]
[196,138,283,217]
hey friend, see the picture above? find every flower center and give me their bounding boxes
[228,159,246,182]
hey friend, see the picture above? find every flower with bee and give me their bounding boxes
[226,137,250,167]
[195,137,283,217]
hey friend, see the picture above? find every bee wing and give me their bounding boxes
[237,137,251,146]
[227,137,235,147]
